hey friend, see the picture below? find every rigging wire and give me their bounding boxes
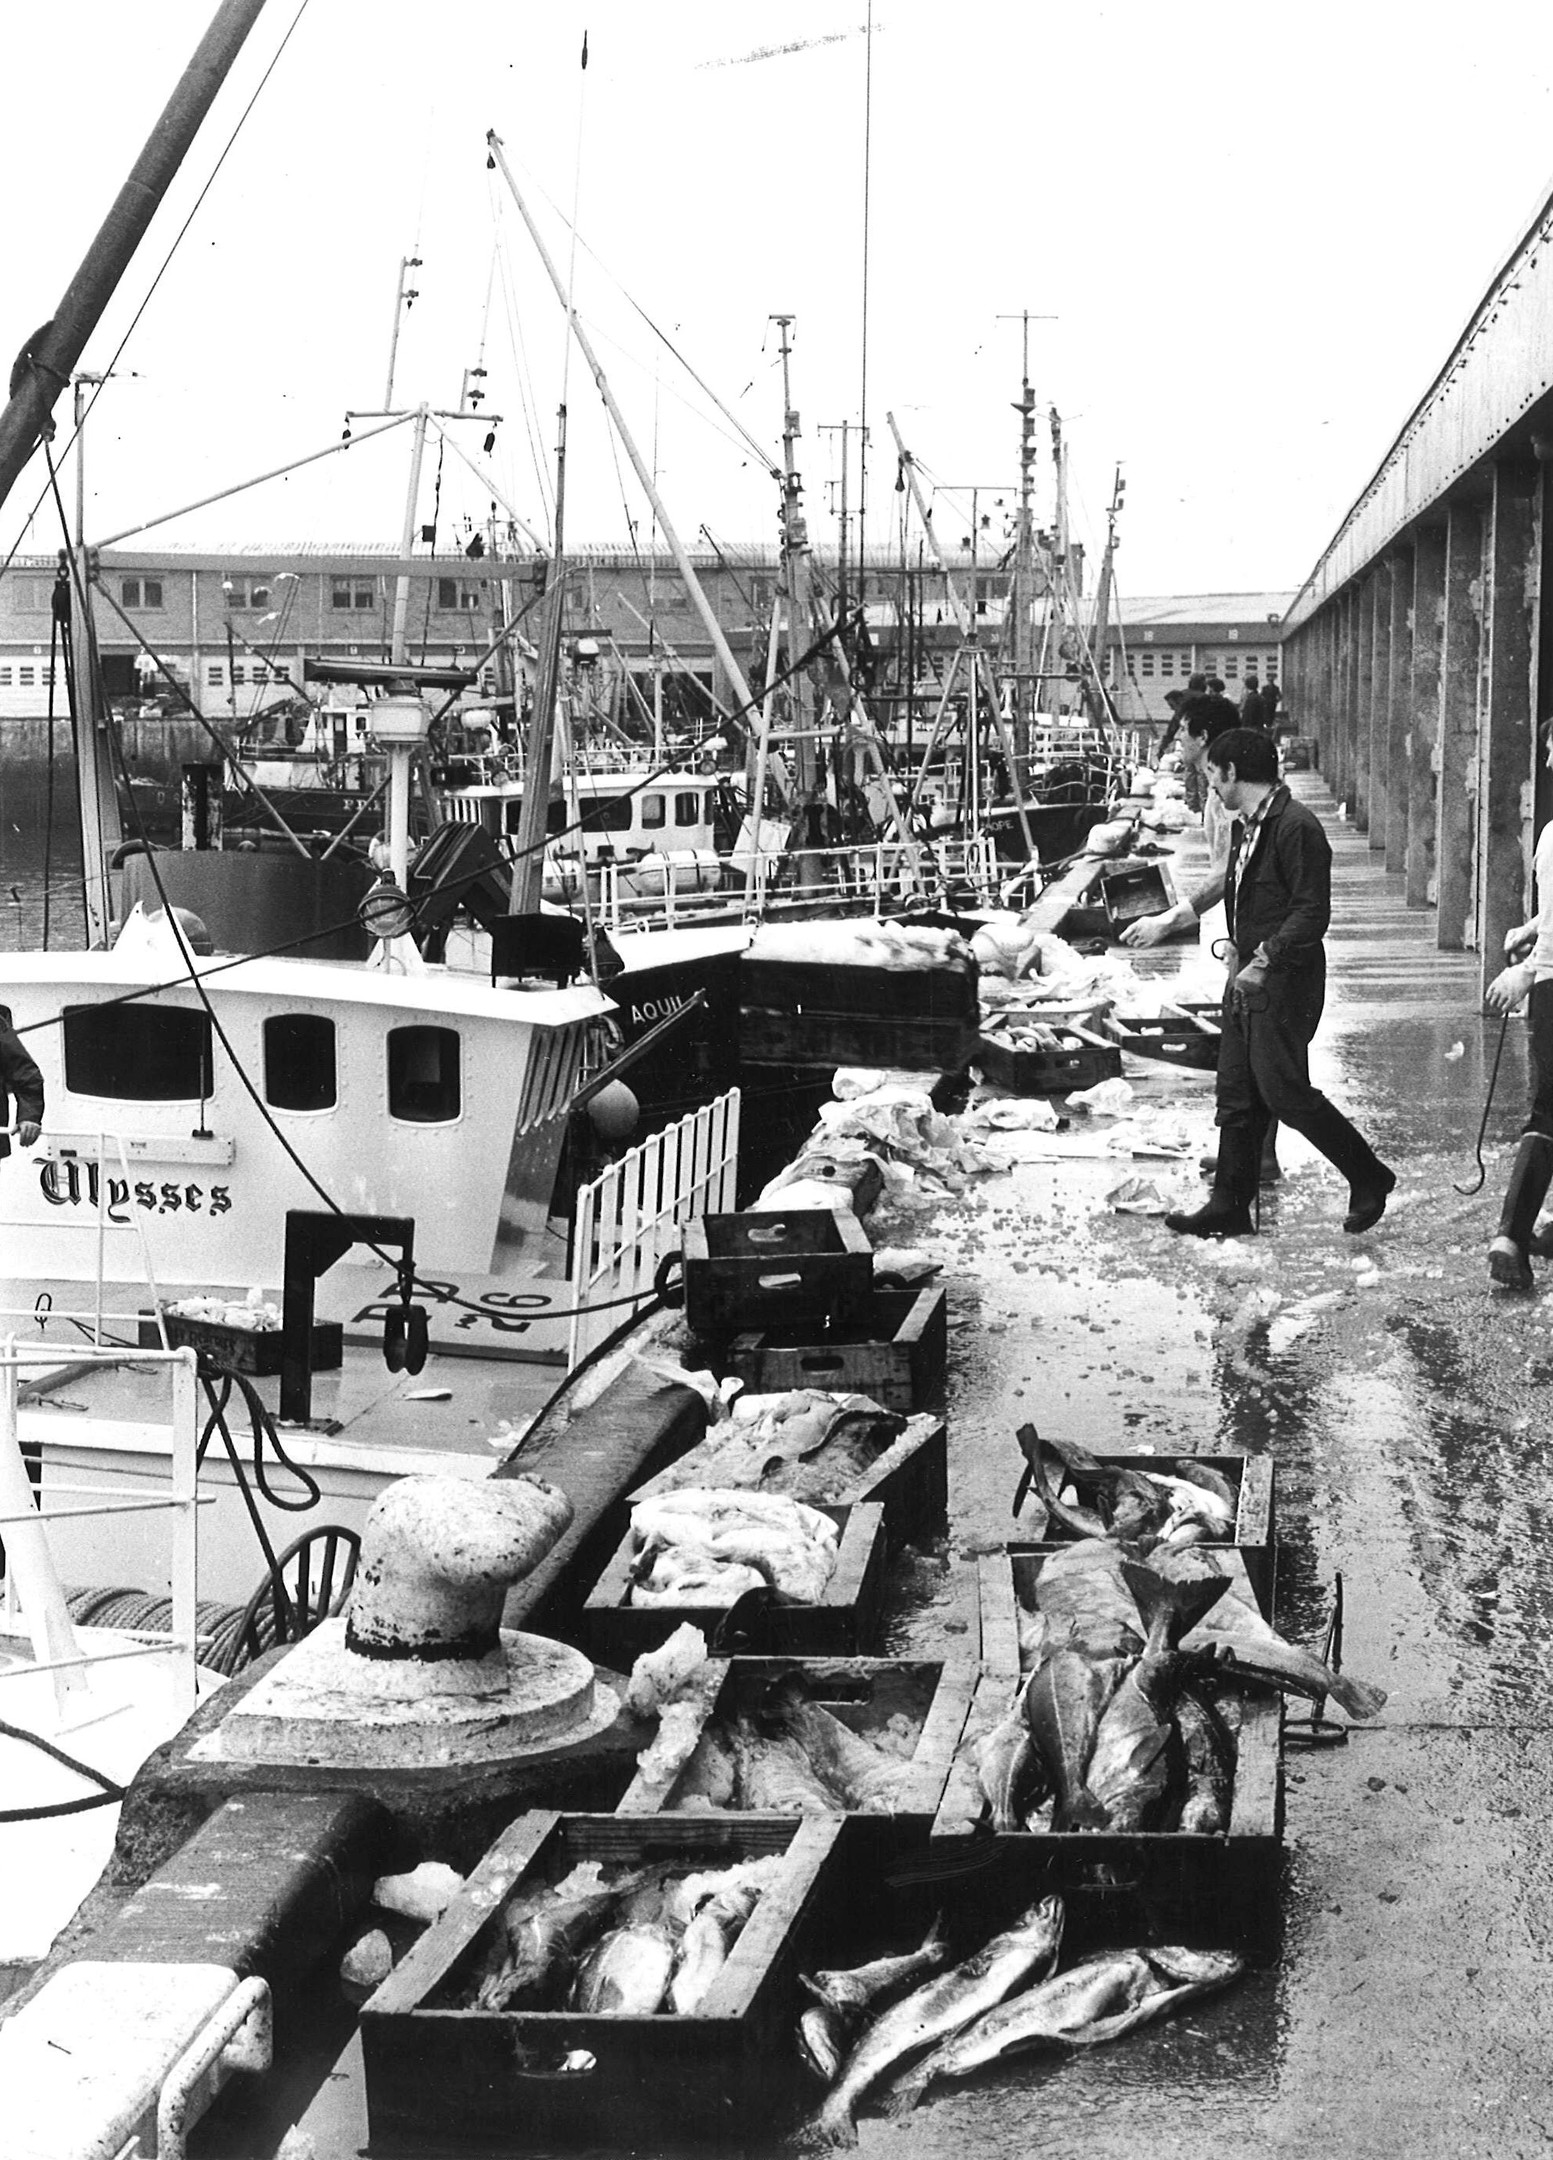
[0,0,316,595]
[490,186,556,543]
[498,147,777,473]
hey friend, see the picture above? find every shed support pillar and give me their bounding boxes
[1406,526,1445,909]
[1437,500,1482,950]
[1384,550,1412,873]
[1478,458,1538,994]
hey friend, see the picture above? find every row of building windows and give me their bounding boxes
[204,663,292,688]
[1122,649,1280,681]
[62,1006,461,1124]
[0,664,54,687]
[117,574,489,615]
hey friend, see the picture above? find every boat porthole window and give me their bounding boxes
[674,792,700,828]
[640,793,666,829]
[263,1014,337,1113]
[387,1025,461,1124]
[62,1003,213,1102]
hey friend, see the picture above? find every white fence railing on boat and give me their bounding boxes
[0,1341,204,1724]
[567,1088,740,1369]
[590,834,1003,933]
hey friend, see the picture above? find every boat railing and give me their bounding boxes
[567,1087,741,1368]
[591,833,1002,932]
[0,1339,205,1726]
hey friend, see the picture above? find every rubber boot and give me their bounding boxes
[1200,1117,1282,1185]
[1490,1133,1553,1291]
[1286,1092,1395,1231]
[1167,1124,1258,1238]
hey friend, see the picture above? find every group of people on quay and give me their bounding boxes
[1126,678,1553,1296]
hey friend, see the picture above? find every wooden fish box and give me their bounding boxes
[722,1286,947,1416]
[974,1025,1122,1096]
[829,1412,947,1551]
[1008,1451,1275,1623]
[738,950,981,1073]
[360,1811,841,2149]
[681,1209,874,1336]
[138,1311,342,1376]
[1103,1010,1222,1070]
[582,1501,889,1667]
[616,1656,979,1850]
[930,1663,1283,1947]
[1099,862,1173,928]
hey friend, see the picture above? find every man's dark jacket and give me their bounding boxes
[0,1010,44,1160]
[1224,784,1330,972]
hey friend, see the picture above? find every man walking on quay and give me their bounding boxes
[1121,728,1394,1239]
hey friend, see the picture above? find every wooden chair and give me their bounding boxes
[224,1523,361,1674]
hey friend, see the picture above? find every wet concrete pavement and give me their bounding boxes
[275,773,1553,2159]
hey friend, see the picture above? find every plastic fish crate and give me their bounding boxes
[137,1311,342,1376]
[359,1810,842,2150]
[1003,1451,1276,1628]
[681,1209,874,1336]
[616,1656,978,1850]
[974,1025,1122,1096]
[1103,1010,1222,1070]
[581,1502,888,1668]
[720,1285,948,1416]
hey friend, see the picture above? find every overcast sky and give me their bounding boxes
[2,0,1551,606]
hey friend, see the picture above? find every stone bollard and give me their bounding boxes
[342,1474,575,1698]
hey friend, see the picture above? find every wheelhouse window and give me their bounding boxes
[263,1014,337,1112]
[387,1025,460,1123]
[640,793,666,829]
[573,795,633,836]
[674,791,701,828]
[63,1003,213,1101]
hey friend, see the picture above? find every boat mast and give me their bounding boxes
[486,134,770,774]
[772,317,823,891]
[0,0,274,946]
[509,405,569,915]
[1086,465,1125,727]
[886,412,1036,862]
[0,0,271,512]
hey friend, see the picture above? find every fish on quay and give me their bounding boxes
[816,1897,1065,2145]
[800,1912,950,2025]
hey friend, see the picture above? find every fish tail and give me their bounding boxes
[919,1909,949,1962]
[1121,1558,1230,1645]
[1053,1787,1110,1832]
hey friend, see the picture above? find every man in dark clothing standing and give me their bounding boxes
[0,1008,43,1160]
[1239,671,1262,725]
[1122,729,1394,1239]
